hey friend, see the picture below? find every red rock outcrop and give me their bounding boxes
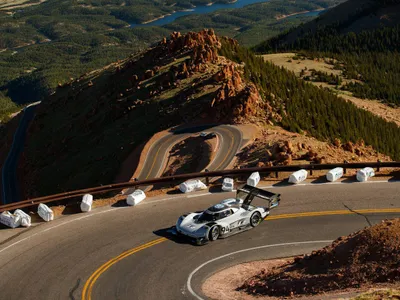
[167,29,221,54]
[213,64,240,83]
[343,141,354,153]
[210,71,263,122]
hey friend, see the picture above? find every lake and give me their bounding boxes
[130,0,270,28]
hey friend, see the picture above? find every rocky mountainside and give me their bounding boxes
[18,29,275,198]
[16,28,400,199]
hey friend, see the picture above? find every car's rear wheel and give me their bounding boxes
[209,226,220,241]
[250,212,262,227]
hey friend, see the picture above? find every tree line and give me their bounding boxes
[253,23,400,106]
[220,40,400,160]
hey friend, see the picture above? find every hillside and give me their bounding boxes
[0,0,341,121]
[255,0,400,48]
[253,0,400,106]
[240,218,400,296]
[17,30,400,199]
[18,30,271,197]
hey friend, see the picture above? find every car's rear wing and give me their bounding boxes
[237,184,281,209]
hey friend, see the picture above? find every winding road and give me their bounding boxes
[2,103,39,204]
[0,180,399,299]
[137,124,243,180]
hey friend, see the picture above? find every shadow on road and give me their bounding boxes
[61,203,82,215]
[209,185,224,194]
[272,180,292,187]
[0,223,10,230]
[310,176,328,184]
[153,227,198,246]
[388,170,400,182]
[170,124,218,135]
[340,177,357,184]
[111,199,129,207]
[166,189,182,195]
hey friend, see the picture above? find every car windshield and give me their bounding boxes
[198,211,217,222]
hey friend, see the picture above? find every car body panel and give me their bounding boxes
[175,185,280,245]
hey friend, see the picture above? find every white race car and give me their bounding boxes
[174,185,281,245]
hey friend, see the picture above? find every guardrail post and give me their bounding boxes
[377,159,381,172]
[133,178,138,191]
[205,169,210,185]
[343,160,348,174]
[309,162,314,176]
[275,171,279,178]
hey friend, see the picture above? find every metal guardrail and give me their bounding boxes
[0,161,399,212]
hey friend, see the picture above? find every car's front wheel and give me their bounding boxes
[250,212,262,227]
[209,226,220,241]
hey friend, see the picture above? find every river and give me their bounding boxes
[130,0,271,28]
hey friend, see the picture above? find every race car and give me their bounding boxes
[174,185,281,245]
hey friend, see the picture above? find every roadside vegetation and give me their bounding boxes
[0,91,19,123]
[352,289,400,300]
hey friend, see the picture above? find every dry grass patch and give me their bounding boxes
[0,0,47,10]
[262,53,400,126]
[352,289,400,300]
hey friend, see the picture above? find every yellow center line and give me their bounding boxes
[81,208,400,300]
[266,208,400,220]
[81,237,167,300]
[144,136,175,180]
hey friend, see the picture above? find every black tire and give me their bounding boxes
[250,212,262,227]
[208,226,220,241]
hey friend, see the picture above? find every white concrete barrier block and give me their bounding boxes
[289,169,308,184]
[247,172,260,187]
[357,167,375,182]
[179,180,207,193]
[14,209,31,227]
[126,189,146,206]
[38,203,54,222]
[81,194,93,212]
[326,167,344,182]
[0,211,22,228]
[222,178,234,192]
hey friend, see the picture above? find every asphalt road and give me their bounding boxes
[136,124,242,180]
[1,103,39,204]
[0,181,399,300]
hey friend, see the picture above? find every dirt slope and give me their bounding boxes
[241,218,400,297]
